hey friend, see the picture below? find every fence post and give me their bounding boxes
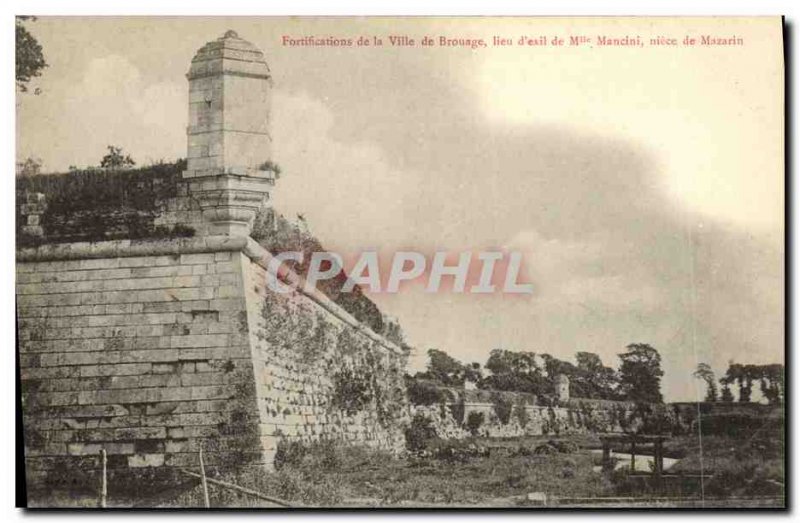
[100,448,107,508]
[199,450,210,508]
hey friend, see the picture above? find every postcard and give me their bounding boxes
[15,16,785,508]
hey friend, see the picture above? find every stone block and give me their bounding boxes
[67,442,103,456]
[165,439,189,453]
[128,453,165,468]
[180,253,216,265]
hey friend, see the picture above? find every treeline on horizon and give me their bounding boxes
[408,345,784,406]
[694,361,784,405]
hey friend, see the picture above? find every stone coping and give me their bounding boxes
[16,236,404,356]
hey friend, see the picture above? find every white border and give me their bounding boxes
[4,1,795,521]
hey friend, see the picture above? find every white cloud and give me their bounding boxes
[270,90,430,252]
[477,24,783,234]
[504,229,664,311]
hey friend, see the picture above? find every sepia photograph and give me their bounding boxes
[14,15,785,509]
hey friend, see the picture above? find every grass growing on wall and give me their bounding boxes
[16,160,189,244]
[17,161,185,212]
[258,288,408,432]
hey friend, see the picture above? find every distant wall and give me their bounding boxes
[409,393,640,440]
[669,401,784,436]
[410,393,784,441]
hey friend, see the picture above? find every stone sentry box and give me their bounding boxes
[184,30,277,237]
[16,32,407,492]
[186,30,273,178]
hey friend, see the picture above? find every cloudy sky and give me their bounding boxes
[17,17,784,401]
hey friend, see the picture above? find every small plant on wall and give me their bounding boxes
[258,285,409,433]
[331,366,372,415]
[258,290,333,371]
[258,160,282,178]
[329,333,408,429]
[299,313,332,364]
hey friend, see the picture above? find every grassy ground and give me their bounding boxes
[27,427,785,508]
[167,429,784,508]
[663,432,784,499]
[165,436,616,508]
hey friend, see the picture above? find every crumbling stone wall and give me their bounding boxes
[410,398,637,440]
[15,163,210,247]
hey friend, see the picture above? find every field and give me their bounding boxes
[27,413,785,508]
[158,428,785,508]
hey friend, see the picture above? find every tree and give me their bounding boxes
[692,362,718,402]
[757,363,784,405]
[100,145,136,171]
[16,17,47,94]
[618,343,664,403]
[723,362,745,402]
[723,361,783,404]
[740,364,759,402]
[425,349,466,387]
[464,362,483,384]
[482,349,548,394]
[574,351,621,400]
[723,362,757,403]
[719,378,735,402]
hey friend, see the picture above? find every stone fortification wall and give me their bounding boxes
[241,253,408,456]
[410,397,639,440]
[17,236,408,492]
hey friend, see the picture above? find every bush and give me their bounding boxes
[270,469,344,506]
[273,438,308,471]
[406,378,448,406]
[697,413,771,438]
[426,439,487,463]
[553,440,579,453]
[534,443,558,455]
[275,437,395,475]
[501,463,530,489]
[466,411,485,436]
[405,414,437,451]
